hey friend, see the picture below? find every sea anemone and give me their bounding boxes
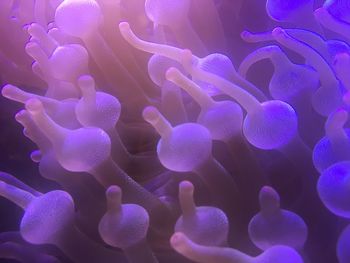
[0,0,349,262]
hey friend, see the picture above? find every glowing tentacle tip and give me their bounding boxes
[249,186,308,250]
[317,161,350,218]
[175,181,229,246]
[98,185,150,249]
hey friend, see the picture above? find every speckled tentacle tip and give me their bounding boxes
[317,161,350,218]
[0,180,122,263]
[248,186,308,251]
[175,181,229,247]
[142,106,239,213]
[99,185,158,263]
[239,44,322,145]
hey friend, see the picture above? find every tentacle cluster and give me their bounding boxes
[0,0,350,262]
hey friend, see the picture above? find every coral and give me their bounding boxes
[0,0,349,262]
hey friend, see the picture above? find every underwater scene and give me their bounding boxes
[0,0,350,262]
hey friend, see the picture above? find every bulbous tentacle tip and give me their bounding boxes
[143,106,173,138]
[272,27,284,37]
[24,41,36,51]
[179,180,194,193]
[259,185,280,211]
[318,161,350,218]
[106,185,122,210]
[244,100,298,150]
[240,30,266,43]
[119,21,130,33]
[1,84,17,98]
[25,41,43,57]
[240,30,275,44]
[30,150,42,163]
[260,185,277,196]
[240,30,250,39]
[25,98,44,114]
[78,74,95,87]
[182,49,193,60]
[106,185,122,198]
[27,22,39,32]
[142,106,159,123]
[178,180,196,216]
[326,109,348,134]
[23,128,31,138]
[77,75,96,97]
[165,67,180,81]
[335,109,348,122]
[14,110,30,123]
[170,232,188,249]
[55,0,102,38]
[27,22,50,41]
[180,49,194,71]
[14,109,26,120]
